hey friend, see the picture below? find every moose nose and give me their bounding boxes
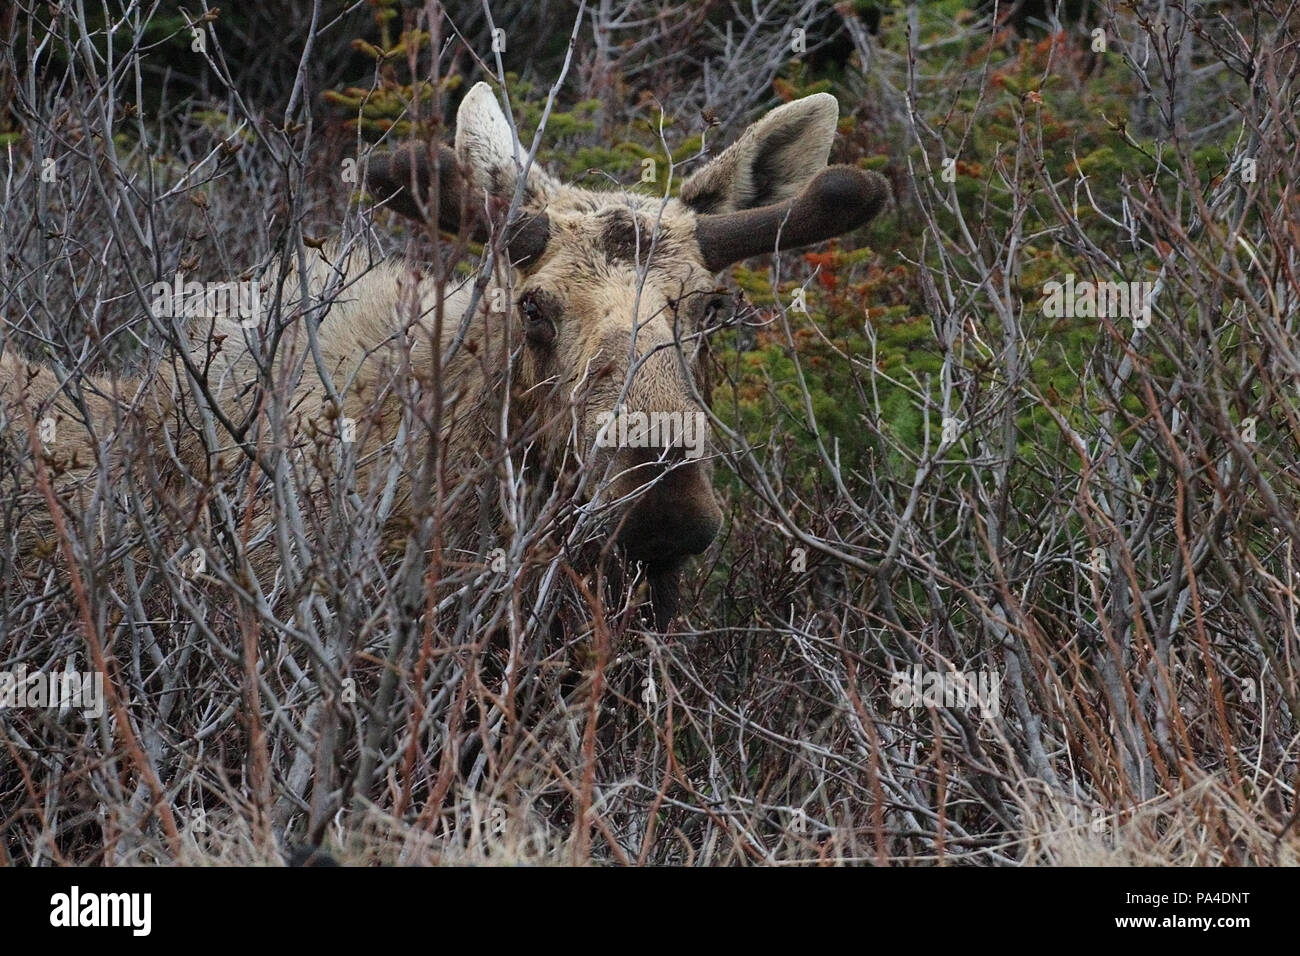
[613,446,722,565]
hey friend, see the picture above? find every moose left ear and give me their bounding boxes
[680,92,839,215]
[455,82,557,208]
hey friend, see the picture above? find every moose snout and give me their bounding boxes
[612,445,722,566]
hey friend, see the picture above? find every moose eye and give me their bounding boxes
[703,296,729,326]
[518,291,557,347]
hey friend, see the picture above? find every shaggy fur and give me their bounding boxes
[0,83,887,624]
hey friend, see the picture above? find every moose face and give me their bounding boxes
[368,83,888,617]
[508,194,724,574]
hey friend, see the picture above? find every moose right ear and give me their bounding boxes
[366,143,466,235]
[680,93,839,215]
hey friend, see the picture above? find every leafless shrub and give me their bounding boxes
[2,0,1298,867]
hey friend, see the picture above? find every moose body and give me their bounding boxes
[1,83,886,623]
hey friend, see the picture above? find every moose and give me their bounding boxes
[2,82,887,625]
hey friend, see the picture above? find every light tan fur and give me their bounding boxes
[1,84,873,609]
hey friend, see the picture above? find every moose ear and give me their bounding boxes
[455,81,556,206]
[680,93,839,215]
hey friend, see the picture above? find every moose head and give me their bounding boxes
[368,83,888,621]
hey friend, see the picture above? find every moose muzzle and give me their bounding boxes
[612,443,723,567]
